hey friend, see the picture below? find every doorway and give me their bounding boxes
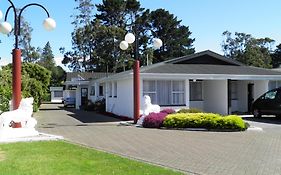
[81,88,88,106]
[248,84,254,113]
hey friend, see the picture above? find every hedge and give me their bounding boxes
[163,113,247,131]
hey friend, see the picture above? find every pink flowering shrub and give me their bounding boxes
[143,112,168,128]
[160,108,176,114]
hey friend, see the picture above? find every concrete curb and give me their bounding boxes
[0,132,64,143]
[247,126,263,131]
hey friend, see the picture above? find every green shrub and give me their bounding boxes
[177,108,203,113]
[163,113,247,131]
[214,115,247,130]
[0,63,51,112]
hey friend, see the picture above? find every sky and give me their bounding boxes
[1,0,281,70]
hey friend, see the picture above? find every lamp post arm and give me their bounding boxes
[18,3,50,36]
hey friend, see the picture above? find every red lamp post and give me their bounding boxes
[120,33,162,124]
[0,0,56,109]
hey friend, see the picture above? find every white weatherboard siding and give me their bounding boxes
[204,80,228,115]
[106,78,134,118]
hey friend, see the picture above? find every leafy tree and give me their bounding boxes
[271,44,281,68]
[222,31,274,68]
[149,9,195,62]
[39,42,66,86]
[38,42,55,70]
[0,63,51,111]
[51,66,66,86]
[61,0,95,72]
[0,68,12,112]
[72,0,94,28]
[63,0,195,72]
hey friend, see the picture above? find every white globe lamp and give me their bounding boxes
[125,33,135,44]
[0,22,12,34]
[119,41,129,50]
[153,38,163,49]
[43,17,56,31]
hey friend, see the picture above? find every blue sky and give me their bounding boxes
[1,0,281,69]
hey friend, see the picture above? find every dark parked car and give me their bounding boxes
[251,87,281,118]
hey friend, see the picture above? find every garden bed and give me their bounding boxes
[142,108,248,131]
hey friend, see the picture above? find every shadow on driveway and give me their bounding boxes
[60,106,122,123]
[243,116,281,125]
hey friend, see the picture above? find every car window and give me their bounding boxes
[264,90,277,100]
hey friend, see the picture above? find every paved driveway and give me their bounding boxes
[35,104,281,175]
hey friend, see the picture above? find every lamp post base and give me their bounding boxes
[12,48,22,110]
[133,60,140,124]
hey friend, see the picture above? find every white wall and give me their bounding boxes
[254,80,269,100]
[106,78,134,118]
[75,86,81,109]
[203,80,228,115]
[190,101,204,110]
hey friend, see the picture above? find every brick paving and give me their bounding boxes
[35,104,281,175]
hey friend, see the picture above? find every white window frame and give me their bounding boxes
[171,80,185,105]
[143,80,157,103]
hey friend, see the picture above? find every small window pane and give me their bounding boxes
[54,91,63,97]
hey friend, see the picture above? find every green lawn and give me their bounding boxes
[0,141,182,175]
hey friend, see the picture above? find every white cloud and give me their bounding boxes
[0,57,11,67]
[54,57,70,72]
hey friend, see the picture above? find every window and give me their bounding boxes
[99,86,104,96]
[108,83,112,97]
[172,81,185,104]
[263,90,277,100]
[90,86,95,96]
[113,82,117,98]
[231,81,238,100]
[54,91,63,98]
[143,80,185,106]
[143,80,157,103]
[190,81,203,101]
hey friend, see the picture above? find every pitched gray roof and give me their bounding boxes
[165,50,244,66]
[99,50,281,81]
[141,64,281,75]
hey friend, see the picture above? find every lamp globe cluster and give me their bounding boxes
[120,32,163,51]
[0,10,56,35]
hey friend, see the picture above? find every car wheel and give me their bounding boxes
[253,109,261,118]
